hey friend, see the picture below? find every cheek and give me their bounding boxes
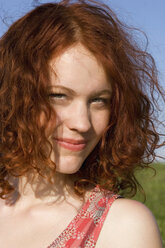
[39,110,57,136]
[92,110,110,135]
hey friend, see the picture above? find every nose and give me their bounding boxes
[66,101,91,133]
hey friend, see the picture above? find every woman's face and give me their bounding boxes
[48,44,111,174]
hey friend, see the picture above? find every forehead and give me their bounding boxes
[49,44,111,93]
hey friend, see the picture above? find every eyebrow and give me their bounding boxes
[48,85,112,97]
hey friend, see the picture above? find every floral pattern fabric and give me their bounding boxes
[47,186,119,248]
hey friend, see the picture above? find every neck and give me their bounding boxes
[6,172,78,209]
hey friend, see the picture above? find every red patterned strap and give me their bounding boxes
[47,186,119,248]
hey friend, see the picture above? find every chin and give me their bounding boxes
[56,166,81,174]
[54,156,84,174]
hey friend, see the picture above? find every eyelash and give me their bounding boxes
[90,97,109,104]
[49,93,66,99]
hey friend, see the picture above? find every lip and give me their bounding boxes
[53,138,87,151]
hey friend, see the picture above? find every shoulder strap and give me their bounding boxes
[78,187,120,247]
[91,192,119,245]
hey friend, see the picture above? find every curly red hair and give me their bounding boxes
[0,0,164,199]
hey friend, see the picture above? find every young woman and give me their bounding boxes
[0,0,164,247]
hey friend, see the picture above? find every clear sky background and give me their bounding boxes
[0,0,165,162]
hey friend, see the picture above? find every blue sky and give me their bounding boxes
[0,0,165,161]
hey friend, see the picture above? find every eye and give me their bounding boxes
[48,93,69,106]
[91,97,109,104]
[48,93,66,99]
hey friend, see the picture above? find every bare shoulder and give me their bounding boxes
[96,198,163,248]
[110,198,157,222]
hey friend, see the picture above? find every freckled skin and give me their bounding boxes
[48,44,112,174]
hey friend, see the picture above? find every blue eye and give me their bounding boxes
[91,98,109,104]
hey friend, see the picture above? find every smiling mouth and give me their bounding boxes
[53,138,87,151]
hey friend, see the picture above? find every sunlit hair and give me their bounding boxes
[0,0,164,199]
